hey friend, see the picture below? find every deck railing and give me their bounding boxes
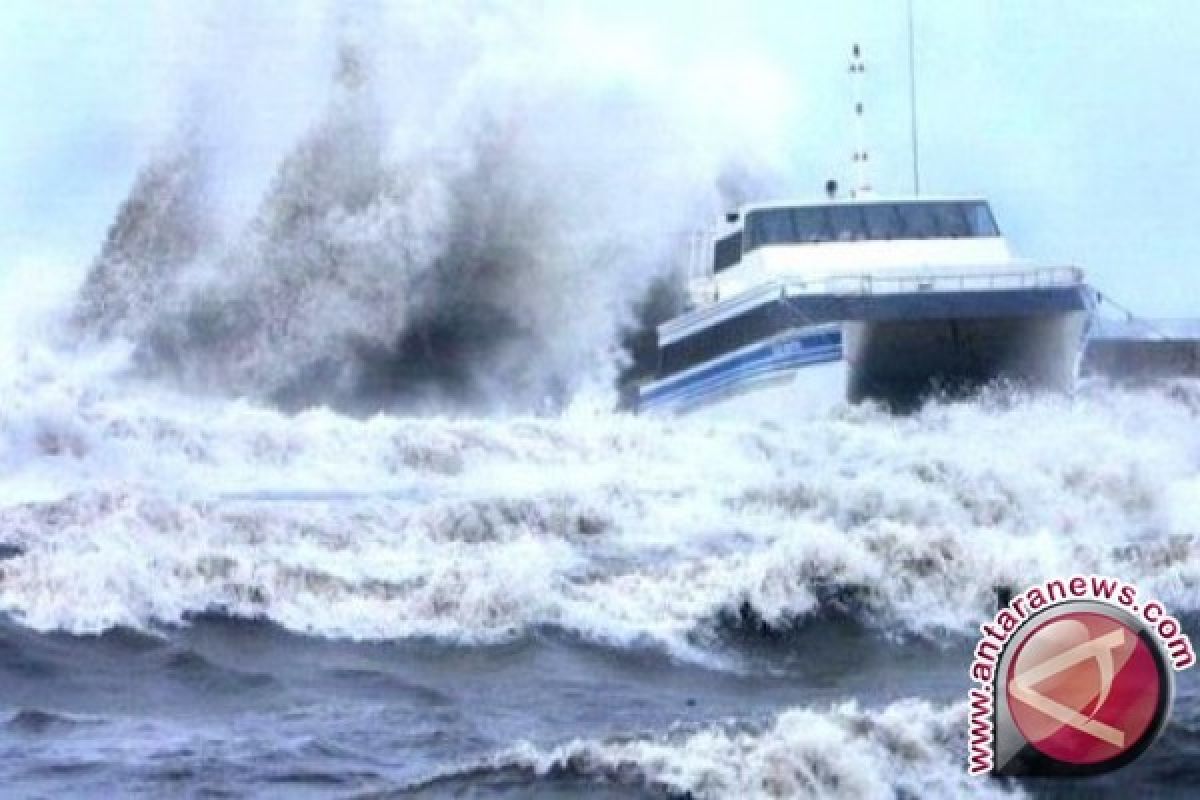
[796,265,1084,296]
[667,265,1085,343]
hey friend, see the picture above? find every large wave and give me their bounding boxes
[4,0,1198,671]
[413,699,1017,799]
[3,355,1198,661]
[70,1,793,412]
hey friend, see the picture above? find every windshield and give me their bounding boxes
[743,201,999,252]
[712,230,742,273]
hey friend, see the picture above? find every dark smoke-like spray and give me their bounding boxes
[75,1,795,413]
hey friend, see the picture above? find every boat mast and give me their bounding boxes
[907,0,922,195]
[849,43,871,197]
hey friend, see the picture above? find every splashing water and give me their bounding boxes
[4,4,1200,797]
[2,351,1198,660]
[70,1,795,413]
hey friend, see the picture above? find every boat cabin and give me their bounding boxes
[699,198,1011,302]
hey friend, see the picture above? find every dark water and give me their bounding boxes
[1,613,1197,798]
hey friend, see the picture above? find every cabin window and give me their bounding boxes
[713,231,743,272]
[828,205,868,241]
[756,209,799,246]
[792,208,828,242]
[863,203,901,239]
[742,201,1001,252]
[931,202,970,237]
[898,203,940,238]
[962,202,1000,236]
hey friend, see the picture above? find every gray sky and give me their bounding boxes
[2,0,1198,316]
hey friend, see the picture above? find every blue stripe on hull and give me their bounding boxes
[639,327,843,412]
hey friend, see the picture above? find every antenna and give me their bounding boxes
[907,0,921,195]
[848,43,871,197]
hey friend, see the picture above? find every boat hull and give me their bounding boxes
[636,285,1094,415]
[845,310,1090,408]
[637,326,842,415]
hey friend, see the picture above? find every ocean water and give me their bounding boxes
[1,346,1199,797]
[5,4,1200,796]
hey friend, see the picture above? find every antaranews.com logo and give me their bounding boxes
[967,575,1194,777]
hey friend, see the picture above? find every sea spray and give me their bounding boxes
[2,369,1197,660]
[72,1,795,412]
[428,699,1019,799]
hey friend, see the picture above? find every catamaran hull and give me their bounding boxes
[635,287,1094,415]
[844,310,1090,407]
[636,326,844,415]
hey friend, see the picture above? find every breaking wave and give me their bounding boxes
[7,5,1200,800]
[2,0,1197,671]
[71,1,793,412]
[2,348,1198,663]
[413,700,1018,799]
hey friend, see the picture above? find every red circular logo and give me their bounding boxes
[1005,611,1163,765]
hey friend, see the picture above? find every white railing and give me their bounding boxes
[663,265,1085,344]
[791,265,1084,296]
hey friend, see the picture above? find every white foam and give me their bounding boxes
[68,1,801,409]
[2,352,1198,659]
[487,699,1019,799]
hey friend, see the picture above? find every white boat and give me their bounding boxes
[633,195,1095,415]
[630,40,1095,416]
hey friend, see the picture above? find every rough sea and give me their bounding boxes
[2,359,1198,797]
[3,4,1199,797]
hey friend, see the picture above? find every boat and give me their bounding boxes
[629,194,1095,415]
[626,43,1095,416]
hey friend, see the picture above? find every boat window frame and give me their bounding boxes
[741,200,1001,252]
[712,230,743,273]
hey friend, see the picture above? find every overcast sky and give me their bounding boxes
[2,0,1198,317]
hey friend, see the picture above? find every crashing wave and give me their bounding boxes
[69,3,790,413]
[414,700,1019,799]
[2,367,1198,659]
